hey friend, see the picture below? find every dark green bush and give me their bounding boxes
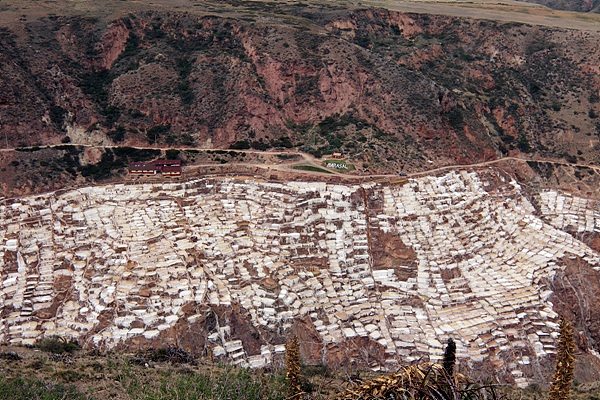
[36,336,80,354]
[301,363,331,378]
[230,140,251,150]
[102,106,121,128]
[79,70,112,107]
[142,346,195,364]
[165,149,180,160]
[271,136,294,148]
[565,154,577,164]
[517,134,532,153]
[146,124,171,144]
[251,140,270,151]
[80,150,127,180]
[446,108,464,131]
[49,105,67,130]
[107,126,126,142]
[16,146,42,152]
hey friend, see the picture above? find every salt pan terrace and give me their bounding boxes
[1,171,598,384]
[539,190,600,236]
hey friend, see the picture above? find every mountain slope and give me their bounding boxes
[0,5,598,183]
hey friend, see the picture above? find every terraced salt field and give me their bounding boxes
[1,169,599,386]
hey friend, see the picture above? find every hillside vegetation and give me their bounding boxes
[0,0,598,194]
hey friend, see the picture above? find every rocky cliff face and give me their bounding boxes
[0,7,599,178]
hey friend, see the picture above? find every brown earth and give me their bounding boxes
[0,1,599,196]
[544,255,600,383]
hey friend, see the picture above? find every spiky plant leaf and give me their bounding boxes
[549,317,576,400]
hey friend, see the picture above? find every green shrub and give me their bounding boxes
[107,126,126,142]
[446,108,464,131]
[230,140,251,150]
[80,150,121,180]
[271,136,294,148]
[16,146,42,152]
[517,134,532,153]
[165,149,180,160]
[0,377,85,400]
[251,140,270,151]
[118,365,286,400]
[565,153,577,164]
[79,70,112,107]
[176,82,195,105]
[146,124,171,144]
[140,346,195,364]
[292,165,332,173]
[36,336,80,354]
[49,105,67,131]
[120,32,140,59]
[301,363,331,378]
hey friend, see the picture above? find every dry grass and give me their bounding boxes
[367,0,600,31]
[335,363,505,400]
[1,0,600,32]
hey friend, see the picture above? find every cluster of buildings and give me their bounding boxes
[0,170,599,385]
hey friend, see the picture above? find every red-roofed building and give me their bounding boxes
[129,162,159,175]
[129,159,182,176]
[161,165,182,176]
[153,159,181,167]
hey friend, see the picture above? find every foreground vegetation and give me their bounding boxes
[0,349,597,399]
[0,319,584,399]
[0,323,584,400]
[0,349,288,400]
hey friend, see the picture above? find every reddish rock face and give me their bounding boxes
[96,20,130,70]
[0,7,599,186]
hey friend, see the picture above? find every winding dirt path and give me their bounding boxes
[4,143,599,182]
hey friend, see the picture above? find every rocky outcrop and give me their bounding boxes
[96,20,130,70]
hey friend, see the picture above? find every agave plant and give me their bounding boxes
[286,335,303,397]
[335,363,504,400]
